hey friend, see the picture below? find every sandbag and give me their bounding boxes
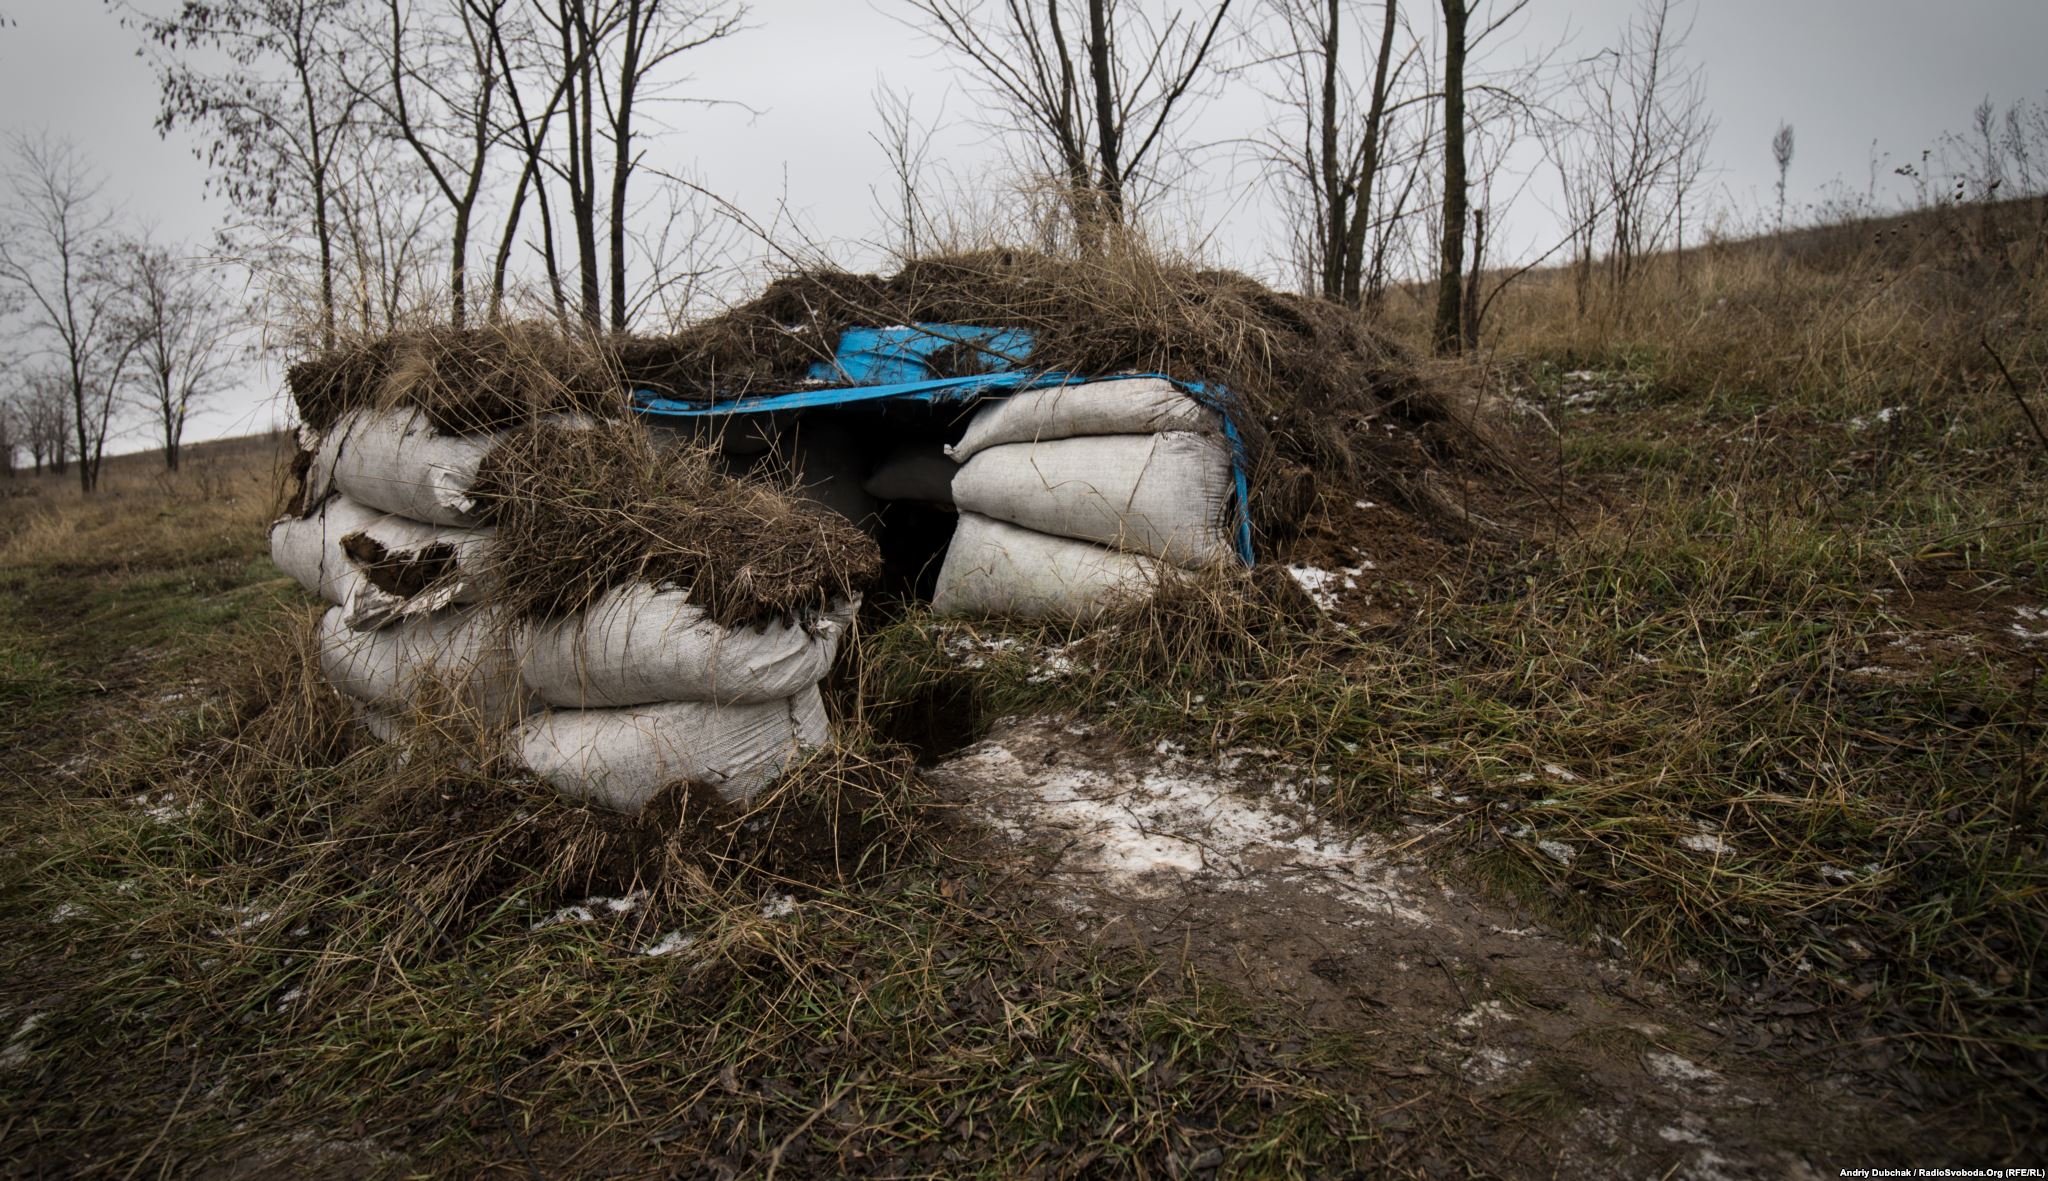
[316,605,531,723]
[947,379,1218,463]
[270,495,387,606]
[340,514,496,614]
[511,686,830,811]
[323,406,499,526]
[931,512,1161,622]
[861,443,956,507]
[516,582,851,708]
[951,431,1235,566]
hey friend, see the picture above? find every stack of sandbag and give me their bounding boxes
[506,584,847,812]
[933,378,1238,621]
[272,407,850,813]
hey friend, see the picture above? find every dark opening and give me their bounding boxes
[655,397,979,609]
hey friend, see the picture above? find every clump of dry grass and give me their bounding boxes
[470,419,881,626]
[664,247,1533,543]
[287,323,627,434]
[286,247,1537,548]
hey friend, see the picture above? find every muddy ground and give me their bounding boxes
[927,716,1990,1179]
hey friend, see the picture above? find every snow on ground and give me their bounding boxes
[930,718,1437,928]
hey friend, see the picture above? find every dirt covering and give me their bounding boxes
[470,419,881,626]
[284,251,1542,550]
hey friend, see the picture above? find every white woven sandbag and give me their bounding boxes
[950,431,1234,566]
[861,443,957,507]
[511,686,830,811]
[931,512,1161,622]
[270,495,386,605]
[316,605,531,723]
[323,406,499,526]
[340,514,496,613]
[516,582,851,708]
[946,379,1219,463]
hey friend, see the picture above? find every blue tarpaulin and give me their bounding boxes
[632,325,1255,563]
[805,323,1035,386]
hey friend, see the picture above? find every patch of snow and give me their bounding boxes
[933,723,1435,927]
[1679,833,1733,856]
[759,893,797,920]
[1540,763,1580,783]
[1285,565,1343,611]
[49,903,83,923]
[1846,406,1906,431]
[276,987,303,1010]
[2008,606,2048,642]
[1353,499,1377,510]
[0,1012,47,1070]
[1461,1046,1525,1082]
[531,891,647,931]
[1455,1000,1513,1029]
[1537,839,1579,866]
[639,931,698,958]
[1645,1050,1720,1087]
[130,791,189,823]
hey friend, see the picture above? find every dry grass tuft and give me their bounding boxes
[283,248,1539,547]
[471,419,881,625]
[664,247,1534,543]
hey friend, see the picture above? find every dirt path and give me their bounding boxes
[927,716,1919,1179]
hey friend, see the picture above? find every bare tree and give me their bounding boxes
[0,396,15,479]
[0,138,140,493]
[18,376,73,477]
[1430,0,1470,353]
[329,134,444,332]
[901,0,1235,240]
[121,241,240,471]
[1429,0,1533,353]
[528,0,747,331]
[870,79,943,258]
[1563,0,1713,297]
[133,0,365,349]
[1771,121,1794,233]
[358,0,510,327]
[1255,0,1418,307]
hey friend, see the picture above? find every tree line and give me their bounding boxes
[10,0,2041,491]
[0,136,236,489]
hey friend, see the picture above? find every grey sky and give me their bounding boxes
[4,0,2045,447]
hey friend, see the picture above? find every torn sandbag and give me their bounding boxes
[270,495,387,606]
[511,685,829,811]
[323,406,500,527]
[515,582,852,708]
[946,378,1219,463]
[316,605,532,724]
[932,512,1162,622]
[861,442,957,508]
[950,431,1235,566]
[339,514,496,612]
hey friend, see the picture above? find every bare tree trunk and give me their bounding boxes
[1432,0,1468,355]
[1340,0,1400,308]
[1316,0,1343,301]
[607,0,643,332]
[1086,0,1124,221]
[1461,204,1484,349]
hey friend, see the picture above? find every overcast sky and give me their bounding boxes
[4,0,2045,447]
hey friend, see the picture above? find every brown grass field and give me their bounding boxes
[0,199,2042,1177]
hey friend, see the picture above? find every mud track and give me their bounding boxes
[928,716,1929,1179]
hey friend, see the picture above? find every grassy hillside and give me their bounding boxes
[0,198,2041,1175]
